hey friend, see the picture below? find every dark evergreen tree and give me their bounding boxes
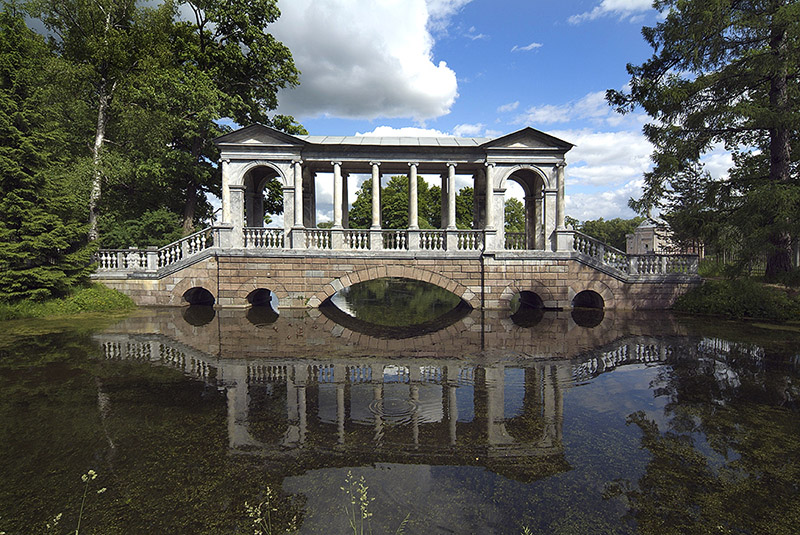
[0,4,94,301]
[609,0,800,279]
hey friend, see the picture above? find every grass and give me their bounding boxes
[673,277,800,322]
[0,284,136,321]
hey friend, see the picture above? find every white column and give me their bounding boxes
[535,192,544,249]
[221,158,231,223]
[371,162,381,229]
[342,172,349,228]
[484,162,495,229]
[440,173,448,228]
[544,189,557,251]
[408,162,419,229]
[332,161,343,228]
[447,162,457,229]
[293,160,303,228]
[556,162,566,229]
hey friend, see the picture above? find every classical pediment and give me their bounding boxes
[214,124,306,147]
[481,127,573,151]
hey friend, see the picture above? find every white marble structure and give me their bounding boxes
[214,125,573,252]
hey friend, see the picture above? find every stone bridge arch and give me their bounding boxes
[567,280,615,308]
[306,265,480,309]
[230,276,290,309]
[499,280,557,310]
[169,276,218,306]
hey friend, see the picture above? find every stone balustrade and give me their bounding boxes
[95,225,698,281]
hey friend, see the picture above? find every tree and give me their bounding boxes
[28,0,149,241]
[349,176,442,229]
[579,217,645,251]
[608,0,800,279]
[504,198,525,234]
[0,3,94,300]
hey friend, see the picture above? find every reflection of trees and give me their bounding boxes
[342,277,462,326]
[607,344,800,535]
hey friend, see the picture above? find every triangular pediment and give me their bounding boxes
[214,124,306,147]
[482,127,573,151]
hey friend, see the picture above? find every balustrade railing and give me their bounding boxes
[96,249,147,270]
[344,229,370,250]
[505,232,526,250]
[305,229,332,249]
[572,231,630,273]
[383,230,408,250]
[244,227,285,249]
[570,230,698,275]
[456,230,483,251]
[418,230,445,250]
[158,227,214,268]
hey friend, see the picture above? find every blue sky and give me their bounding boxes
[267,0,730,222]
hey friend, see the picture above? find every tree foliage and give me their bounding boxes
[608,0,800,278]
[0,4,94,301]
[578,217,645,251]
[504,197,525,234]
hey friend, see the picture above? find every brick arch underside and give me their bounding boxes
[231,277,289,308]
[567,280,615,308]
[499,280,556,310]
[307,266,480,309]
[169,276,219,306]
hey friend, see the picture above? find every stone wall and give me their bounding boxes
[96,252,697,310]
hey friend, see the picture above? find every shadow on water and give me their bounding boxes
[319,298,472,339]
[182,305,215,326]
[571,307,605,328]
[247,305,279,327]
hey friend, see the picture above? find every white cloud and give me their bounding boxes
[566,181,642,221]
[426,0,474,32]
[552,128,653,188]
[452,123,486,137]
[497,101,519,113]
[568,0,654,24]
[464,26,487,40]
[511,42,543,52]
[272,0,459,121]
[355,126,449,137]
[515,90,646,129]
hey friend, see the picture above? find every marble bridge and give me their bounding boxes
[93,125,699,310]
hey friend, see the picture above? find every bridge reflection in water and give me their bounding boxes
[95,306,685,482]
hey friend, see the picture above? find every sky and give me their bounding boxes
[261,0,731,224]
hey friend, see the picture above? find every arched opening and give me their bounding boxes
[510,291,545,327]
[182,305,216,326]
[503,169,546,250]
[183,287,215,306]
[243,165,284,228]
[571,290,604,328]
[572,290,604,309]
[246,288,279,327]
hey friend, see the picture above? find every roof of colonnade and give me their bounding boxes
[215,124,573,154]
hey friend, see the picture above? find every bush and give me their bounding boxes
[674,278,800,322]
[0,284,135,320]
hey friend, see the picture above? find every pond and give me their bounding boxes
[1,278,799,534]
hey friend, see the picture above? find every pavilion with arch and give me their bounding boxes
[214,125,572,253]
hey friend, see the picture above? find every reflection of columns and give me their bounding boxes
[446,366,458,445]
[337,383,345,445]
[410,384,420,446]
[371,162,381,229]
[227,364,259,449]
[342,172,349,228]
[332,162,343,228]
[373,379,383,442]
[485,163,495,230]
[485,365,511,445]
[447,162,457,229]
[293,160,303,228]
[408,163,419,229]
[298,382,307,444]
[556,163,566,229]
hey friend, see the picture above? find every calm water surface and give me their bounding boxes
[1,279,799,534]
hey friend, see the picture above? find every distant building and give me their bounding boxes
[626,218,704,258]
